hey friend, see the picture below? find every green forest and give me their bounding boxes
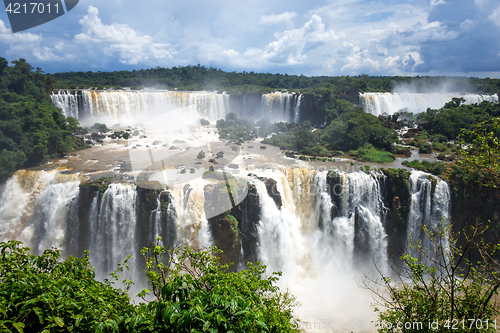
[0,58,81,182]
[51,64,500,95]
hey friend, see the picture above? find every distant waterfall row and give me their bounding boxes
[360,92,499,116]
[50,90,303,123]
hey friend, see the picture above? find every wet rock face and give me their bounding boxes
[381,169,411,258]
[233,184,261,266]
[326,171,342,220]
[263,178,281,210]
[208,215,239,268]
[204,181,261,269]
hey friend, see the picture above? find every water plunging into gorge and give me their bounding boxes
[0,167,451,324]
[360,92,499,116]
[50,90,304,124]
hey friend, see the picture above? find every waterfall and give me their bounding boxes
[253,168,388,323]
[170,181,212,248]
[360,92,499,116]
[50,90,80,118]
[0,167,453,325]
[0,170,81,252]
[407,171,451,260]
[50,90,230,122]
[50,90,305,124]
[89,184,139,281]
[293,94,303,123]
[260,92,303,122]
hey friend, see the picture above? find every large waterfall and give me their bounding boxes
[50,90,303,124]
[0,166,451,325]
[51,90,229,123]
[360,92,499,116]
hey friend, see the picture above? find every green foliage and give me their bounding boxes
[52,67,500,95]
[368,224,500,333]
[80,177,112,195]
[216,113,257,143]
[417,100,500,140]
[354,145,394,163]
[199,119,210,126]
[321,111,398,152]
[401,160,446,177]
[0,240,300,333]
[262,128,332,157]
[457,118,500,189]
[0,57,78,182]
[140,242,300,333]
[0,240,138,333]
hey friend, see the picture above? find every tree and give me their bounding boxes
[0,240,139,332]
[365,223,500,333]
[139,241,300,333]
[457,118,500,189]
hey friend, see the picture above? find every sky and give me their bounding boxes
[0,0,499,77]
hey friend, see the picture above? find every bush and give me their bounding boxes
[356,145,395,163]
[366,223,500,333]
[0,239,300,332]
[139,242,300,333]
[0,241,137,332]
[419,143,432,154]
[401,159,446,177]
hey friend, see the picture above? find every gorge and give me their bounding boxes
[2,87,497,327]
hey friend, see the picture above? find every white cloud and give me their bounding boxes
[33,47,76,62]
[74,6,175,65]
[266,15,341,64]
[430,0,447,5]
[0,20,42,43]
[460,19,476,31]
[474,0,489,8]
[489,6,500,27]
[396,21,459,45]
[218,14,341,68]
[259,12,298,25]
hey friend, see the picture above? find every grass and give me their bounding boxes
[353,146,395,163]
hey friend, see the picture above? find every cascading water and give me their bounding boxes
[51,90,230,123]
[170,180,212,249]
[260,92,302,122]
[89,184,139,281]
[0,170,82,252]
[407,171,451,261]
[50,90,304,124]
[251,168,389,324]
[360,92,499,116]
[50,90,80,118]
[0,166,452,328]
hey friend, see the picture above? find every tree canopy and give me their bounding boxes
[0,58,79,182]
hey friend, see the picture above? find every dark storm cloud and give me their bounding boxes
[414,0,500,73]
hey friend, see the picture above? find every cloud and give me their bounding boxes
[74,6,175,65]
[490,6,500,27]
[0,20,42,43]
[32,47,76,62]
[0,0,497,76]
[259,12,298,26]
[430,0,446,5]
[220,14,341,68]
[460,19,476,31]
